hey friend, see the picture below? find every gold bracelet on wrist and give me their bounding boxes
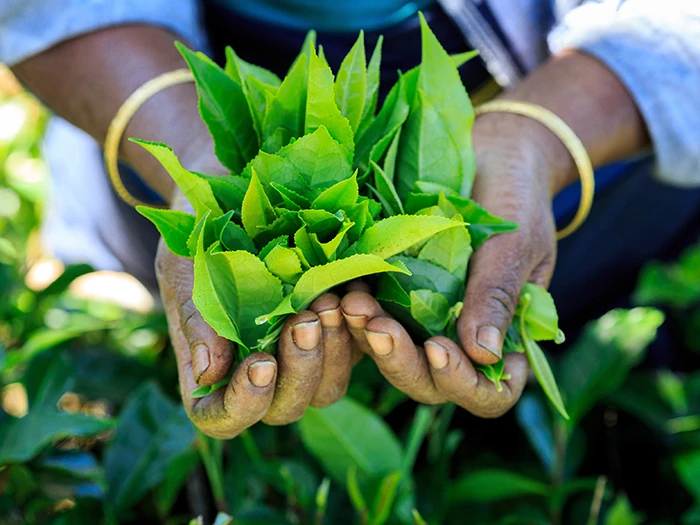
[104,68,194,208]
[474,100,595,240]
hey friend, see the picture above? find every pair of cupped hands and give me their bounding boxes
[158,113,559,439]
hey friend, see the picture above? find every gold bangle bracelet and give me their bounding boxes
[104,68,195,208]
[474,100,595,240]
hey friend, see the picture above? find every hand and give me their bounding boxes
[358,111,563,417]
[157,191,363,438]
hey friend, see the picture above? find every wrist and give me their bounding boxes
[473,110,578,197]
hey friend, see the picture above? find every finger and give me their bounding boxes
[364,317,446,404]
[308,294,355,407]
[156,243,233,385]
[194,353,277,439]
[346,280,371,293]
[340,291,386,354]
[262,311,324,425]
[425,336,528,418]
[166,300,276,439]
[457,232,530,366]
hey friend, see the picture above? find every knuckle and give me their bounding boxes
[264,408,305,426]
[484,284,519,319]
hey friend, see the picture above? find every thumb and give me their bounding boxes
[457,233,530,365]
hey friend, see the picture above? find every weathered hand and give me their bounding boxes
[358,112,562,417]
[157,192,362,438]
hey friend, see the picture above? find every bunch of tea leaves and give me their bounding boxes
[136,14,567,418]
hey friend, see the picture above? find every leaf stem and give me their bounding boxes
[196,432,228,512]
[586,476,607,525]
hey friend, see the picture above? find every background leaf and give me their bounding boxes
[299,398,403,483]
[104,381,195,516]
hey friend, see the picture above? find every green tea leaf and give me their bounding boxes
[358,36,383,137]
[312,172,359,212]
[263,53,308,149]
[187,211,214,258]
[306,47,354,155]
[410,289,450,334]
[376,274,412,308]
[516,283,565,343]
[309,220,355,264]
[347,215,464,260]
[448,469,548,503]
[244,150,309,196]
[136,207,195,258]
[177,43,257,172]
[292,254,409,311]
[335,32,367,132]
[383,125,401,182]
[417,13,475,196]
[224,46,269,139]
[391,256,463,305]
[447,196,518,248]
[298,397,403,483]
[264,244,303,284]
[355,73,410,172]
[200,247,284,349]
[271,182,310,209]
[294,225,323,267]
[258,254,410,324]
[245,74,278,140]
[345,200,372,242]
[193,229,244,346]
[450,50,480,68]
[418,225,472,279]
[277,126,353,190]
[299,209,344,237]
[259,235,288,260]
[220,221,257,253]
[190,376,230,399]
[371,160,403,216]
[242,168,277,238]
[224,45,281,87]
[195,173,248,212]
[396,89,462,200]
[475,360,510,392]
[133,140,222,217]
[519,293,569,420]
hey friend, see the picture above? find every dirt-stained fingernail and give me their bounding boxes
[192,344,210,381]
[477,325,503,359]
[292,320,320,351]
[425,341,449,370]
[317,307,342,328]
[364,330,393,356]
[342,311,367,329]
[248,361,276,387]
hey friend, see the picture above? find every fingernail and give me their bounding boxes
[477,325,503,359]
[364,330,393,356]
[342,311,366,329]
[248,361,276,387]
[292,320,320,351]
[192,344,210,381]
[425,341,449,370]
[317,307,342,328]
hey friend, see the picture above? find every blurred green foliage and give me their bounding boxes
[2,71,700,525]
